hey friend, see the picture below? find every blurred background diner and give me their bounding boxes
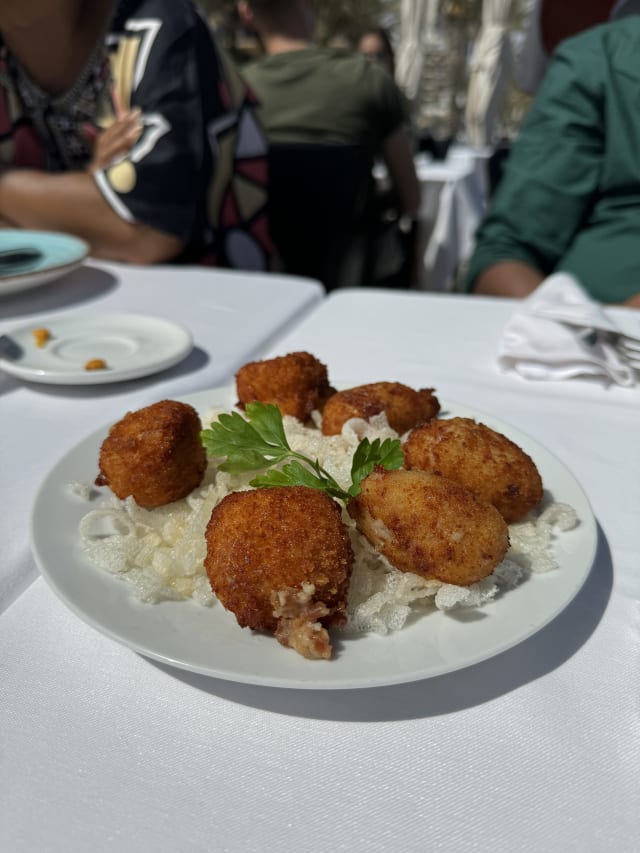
[356,26,396,78]
[4,0,640,303]
[466,0,640,306]
[0,0,272,270]
[234,0,420,292]
[202,0,537,292]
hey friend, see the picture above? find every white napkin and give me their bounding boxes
[498,273,637,386]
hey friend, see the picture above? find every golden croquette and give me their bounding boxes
[347,467,509,586]
[321,381,440,436]
[403,417,543,523]
[95,399,207,508]
[204,486,354,659]
[235,351,334,421]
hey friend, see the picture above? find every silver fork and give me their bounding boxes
[580,327,640,369]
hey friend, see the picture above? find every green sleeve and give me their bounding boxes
[464,31,605,291]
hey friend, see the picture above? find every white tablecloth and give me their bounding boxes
[2,285,639,852]
[0,260,323,613]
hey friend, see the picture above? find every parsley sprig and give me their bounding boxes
[200,401,403,501]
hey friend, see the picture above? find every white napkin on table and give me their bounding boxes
[497,273,637,387]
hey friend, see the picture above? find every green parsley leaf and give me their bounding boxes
[251,460,334,494]
[201,401,404,501]
[199,409,289,473]
[244,401,291,448]
[348,437,405,497]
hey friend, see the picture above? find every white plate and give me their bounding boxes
[0,230,88,296]
[30,386,598,690]
[0,311,193,384]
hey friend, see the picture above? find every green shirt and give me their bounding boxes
[242,47,405,151]
[465,18,640,303]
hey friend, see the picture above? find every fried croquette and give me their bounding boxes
[95,400,207,509]
[403,417,543,523]
[204,486,353,659]
[347,468,509,586]
[235,351,334,422]
[321,381,440,436]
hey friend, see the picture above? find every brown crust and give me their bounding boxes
[95,400,207,508]
[235,351,334,421]
[321,382,440,436]
[403,417,543,523]
[204,486,353,650]
[347,468,510,586]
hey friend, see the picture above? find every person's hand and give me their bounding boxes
[622,292,640,309]
[84,109,143,173]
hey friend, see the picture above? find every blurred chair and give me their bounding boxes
[267,143,374,291]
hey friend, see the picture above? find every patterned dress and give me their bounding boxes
[0,0,272,269]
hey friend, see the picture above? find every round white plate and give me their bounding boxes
[0,230,88,296]
[0,311,193,384]
[30,386,598,690]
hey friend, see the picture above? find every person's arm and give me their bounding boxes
[473,260,544,299]
[381,126,420,219]
[70,7,214,263]
[465,32,606,297]
[0,168,184,263]
[622,293,640,309]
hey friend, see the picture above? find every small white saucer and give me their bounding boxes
[0,311,193,385]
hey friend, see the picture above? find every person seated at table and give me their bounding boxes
[465,15,640,308]
[236,0,420,289]
[0,0,272,269]
[356,26,396,78]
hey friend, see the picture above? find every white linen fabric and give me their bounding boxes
[497,273,637,386]
[465,0,514,145]
[3,288,639,853]
[395,0,433,102]
[374,146,490,291]
[421,162,487,291]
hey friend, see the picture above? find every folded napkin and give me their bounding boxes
[498,273,637,387]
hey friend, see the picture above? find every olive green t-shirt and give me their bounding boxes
[242,47,405,151]
[465,18,640,303]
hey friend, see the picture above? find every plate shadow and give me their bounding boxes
[149,521,613,722]
[0,265,118,318]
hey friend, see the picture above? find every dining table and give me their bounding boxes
[1,276,639,852]
[0,260,324,611]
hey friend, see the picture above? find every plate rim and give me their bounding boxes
[0,229,89,294]
[30,385,599,689]
[0,310,193,385]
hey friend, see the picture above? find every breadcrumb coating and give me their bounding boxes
[235,351,334,421]
[204,486,354,658]
[403,417,543,523]
[347,467,510,586]
[321,381,440,436]
[95,400,207,509]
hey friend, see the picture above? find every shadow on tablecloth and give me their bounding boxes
[0,345,210,401]
[153,522,613,722]
[0,265,117,319]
